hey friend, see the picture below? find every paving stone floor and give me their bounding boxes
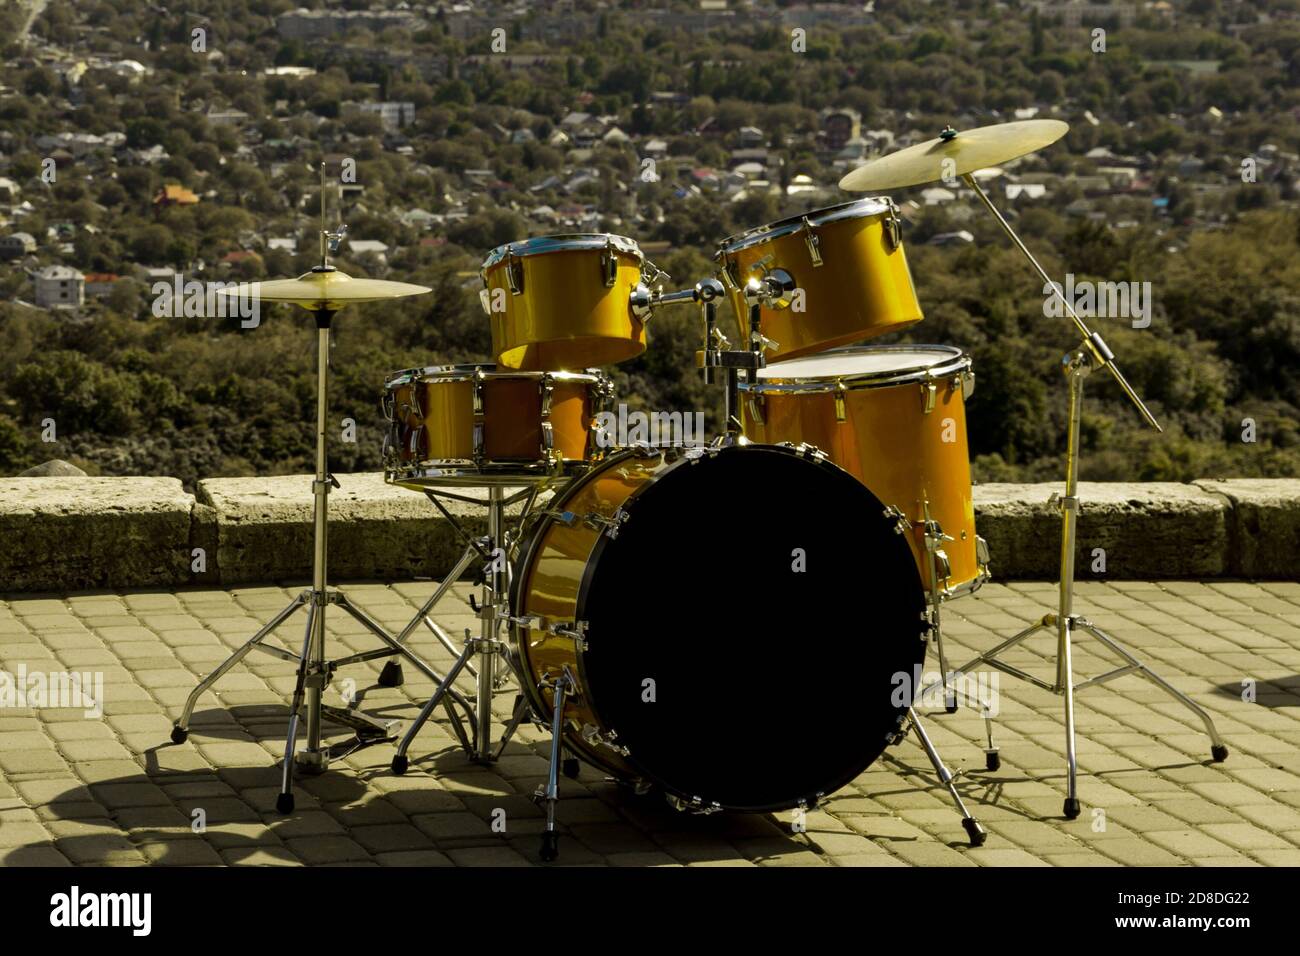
[1,580,1298,867]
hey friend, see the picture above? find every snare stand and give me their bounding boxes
[390,483,542,771]
[923,171,1227,818]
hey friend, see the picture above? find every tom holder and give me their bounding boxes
[690,272,795,438]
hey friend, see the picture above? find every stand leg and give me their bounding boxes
[391,637,477,774]
[394,543,480,646]
[982,701,1000,772]
[492,694,531,761]
[922,504,957,713]
[538,673,570,862]
[1059,617,1080,818]
[298,320,333,776]
[1076,619,1228,759]
[920,619,1054,698]
[928,590,957,713]
[173,592,307,740]
[475,487,505,762]
[302,598,326,764]
[277,602,317,814]
[1057,353,1086,820]
[907,708,986,846]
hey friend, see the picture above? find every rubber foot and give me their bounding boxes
[962,817,987,847]
[945,697,958,714]
[275,792,295,814]
[1063,797,1081,820]
[378,660,404,688]
[170,725,188,744]
[985,751,1001,772]
[1211,744,1229,763]
[391,754,409,776]
[562,757,580,779]
[539,831,559,862]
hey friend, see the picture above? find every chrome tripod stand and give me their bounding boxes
[171,305,448,812]
[928,169,1228,818]
[390,484,541,772]
[170,189,438,812]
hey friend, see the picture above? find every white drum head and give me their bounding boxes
[755,345,967,386]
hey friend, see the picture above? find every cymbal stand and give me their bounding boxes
[390,483,543,773]
[921,171,1227,818]
[172,304,446,814]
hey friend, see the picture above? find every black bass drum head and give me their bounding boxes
[575,443,927,812]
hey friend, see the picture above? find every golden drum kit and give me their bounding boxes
[171,122,1228,863]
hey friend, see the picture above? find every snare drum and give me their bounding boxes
[482,234,650,371]
[716,198,923,362]
[739,346,989,599]
[383,365,612,487]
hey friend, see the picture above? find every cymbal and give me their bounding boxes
[838,119,1069,192]
[216,269,432,311]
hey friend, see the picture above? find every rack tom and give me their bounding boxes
[383,365,612,487]
[482,234,650,371]
[716,198,923,362]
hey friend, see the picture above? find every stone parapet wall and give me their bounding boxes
[0,474,1295,592]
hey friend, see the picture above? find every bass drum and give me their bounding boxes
[509,442,928,813]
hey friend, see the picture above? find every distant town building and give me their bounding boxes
[276,8,425,40]
[921,187,958,205]
[206,108,251,127]
[1032,2,1137,29]
[821,108,861,152]
[154,185,200,208]
[0,232,36,259]
[1006,183,1048,200]
[347,240,389,263]
[929,230,975,246]
[780,4,876,28]
[33,265,85,309]
[342,101,415,131]
[83,273,122,298]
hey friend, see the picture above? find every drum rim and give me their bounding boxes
[740,345,971,394]
[385,460,589,488]
[715,197,895,256]
[383,364,607,388]
[481,233,643,270]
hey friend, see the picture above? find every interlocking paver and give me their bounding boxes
[0,581,1296,867]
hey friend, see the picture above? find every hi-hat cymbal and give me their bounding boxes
[838,119,1069,192]
[217,269,432,311]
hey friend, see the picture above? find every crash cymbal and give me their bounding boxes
[217,269,431,311]
[838,119,1069,192]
